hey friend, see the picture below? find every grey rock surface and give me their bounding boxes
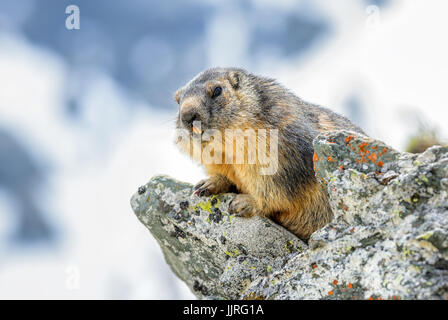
[131,130,448,300]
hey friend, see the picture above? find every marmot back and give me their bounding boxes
[174,67,365,240]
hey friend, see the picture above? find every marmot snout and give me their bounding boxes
[174,67,365,240]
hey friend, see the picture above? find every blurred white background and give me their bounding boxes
[0,0,446,299]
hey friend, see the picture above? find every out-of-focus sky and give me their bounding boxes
[0,0,446,299]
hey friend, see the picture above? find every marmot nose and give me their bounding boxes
[181,109,200,128]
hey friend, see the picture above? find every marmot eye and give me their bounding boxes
[212,86,222,98]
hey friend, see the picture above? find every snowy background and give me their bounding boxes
[0,0,446,299]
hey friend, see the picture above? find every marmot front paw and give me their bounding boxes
[193,175,234,197]
[229,194,257,218]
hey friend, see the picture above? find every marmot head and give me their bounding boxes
[174,67,264,133]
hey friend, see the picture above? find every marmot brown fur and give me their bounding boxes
[174,67,365,240]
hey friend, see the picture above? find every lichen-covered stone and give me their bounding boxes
[130,175,305,299]
[131,130,448,300]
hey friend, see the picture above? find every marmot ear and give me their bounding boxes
[174,88,182,104]
[227,71,241,89]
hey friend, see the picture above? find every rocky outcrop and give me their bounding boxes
[130,130,448,300]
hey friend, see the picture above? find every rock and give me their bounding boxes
[131,130,448,300]
[130,176,305,299]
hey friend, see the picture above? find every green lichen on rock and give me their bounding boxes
[131,130,448,300]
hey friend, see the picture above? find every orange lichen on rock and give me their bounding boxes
[347,283,353,289]
[359,142,369,153]
[356,142,371,163]
[328,290,333,296]
[345,135,355,144]
[333,280,338,285]
[353,140,388,167]
[367,152,378,163]
[378,147,388,157]
[320,177,327,185]
[327,156,334,162]
[313,152,319,171]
